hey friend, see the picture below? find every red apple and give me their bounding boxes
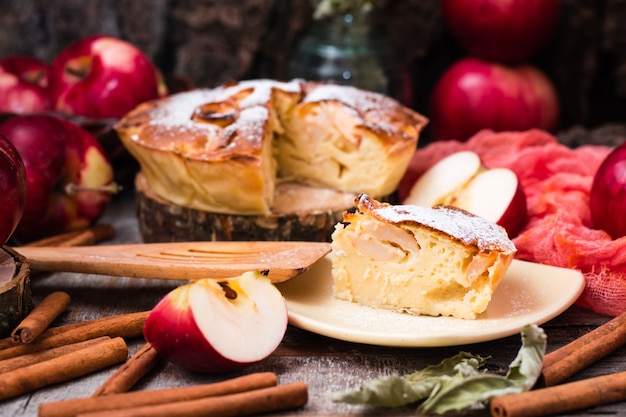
[49,35,165,119]
[0,56,50,114]
[429,58,560,142]
[144,271,288,374]
[0,133,27,245]
[0,114,117,242]
[589,141,626,239]
[441,0,560,63]
[403,151,527,237]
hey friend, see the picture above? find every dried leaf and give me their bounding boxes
[333,324,547,414]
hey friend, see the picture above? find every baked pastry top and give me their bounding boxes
[331,194,517,319]
[115,79,427,215]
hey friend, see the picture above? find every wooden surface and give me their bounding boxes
[2,191,625,417]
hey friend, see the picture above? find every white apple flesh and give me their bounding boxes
[404,151,482,207]
[144,271,288,374]
[453,168,527,237]
[402,151,527,237]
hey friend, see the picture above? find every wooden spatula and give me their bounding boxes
[14,241,331,284]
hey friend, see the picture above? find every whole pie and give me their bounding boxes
[115,79,428,216]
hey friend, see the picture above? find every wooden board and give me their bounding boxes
[135,173,356,243]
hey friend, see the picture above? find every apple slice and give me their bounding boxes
[403,151,482,207]
[453,168,527,237]
[144,271,288,374]
[402,150,527,237]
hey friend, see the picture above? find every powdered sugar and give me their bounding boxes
[222,106,269,147]
[360,195,516,252]
[303,84,391,113]
[303,83,423,140]
[146,79,302,133]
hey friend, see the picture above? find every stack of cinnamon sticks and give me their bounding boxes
[0,225,132,400]
[40,372,308,417]
[490,310,626,417]
[0,225,309,417]
[0,291,148,401]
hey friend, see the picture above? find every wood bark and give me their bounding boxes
[0,247,33,339]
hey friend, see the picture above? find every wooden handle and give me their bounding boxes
[14,241,331,283]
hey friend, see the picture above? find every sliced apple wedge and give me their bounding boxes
[404,151,482,207]
[402,150,527,237]
[144,271,288,373]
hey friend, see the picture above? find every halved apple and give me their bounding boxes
[144,271,288,373]
[402,151,527,237]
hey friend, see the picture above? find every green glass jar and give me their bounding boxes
[287,11,389,95]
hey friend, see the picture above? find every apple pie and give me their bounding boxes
[115,79,428,216]
[330,194,517,319]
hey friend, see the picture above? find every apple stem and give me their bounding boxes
[64,182,122,196]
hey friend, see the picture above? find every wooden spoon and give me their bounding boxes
[14,241,331,284]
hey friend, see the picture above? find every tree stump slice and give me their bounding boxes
[0,246,33,339]
[135,172,356,243]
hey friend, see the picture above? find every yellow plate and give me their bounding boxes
[277,256,585,347]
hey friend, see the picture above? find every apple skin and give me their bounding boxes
[589,141,626,239]
[0,114,115,242]
[441,0,560,63]
[429,58,560,142]
[0,56,51,114]
[492,177,527,238]
[144,271,288,374]
[0,133,27,245]
[49,35,165,119]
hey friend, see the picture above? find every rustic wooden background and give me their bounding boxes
[1,0,625,142]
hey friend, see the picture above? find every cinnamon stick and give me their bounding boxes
[0,311,149,360]
[0,336,110,374]
[0,316,83,350]
[0,336,128,401]
[25,229,86,247]
[39,372,279,417]
[541,310,626,386]
[490,371,626,417]
[10,291,71,343]
[0,312,125,350]
[91,342,162,396]
[55,224,116,247]
[25,224,115,248]
[75,382,308,417]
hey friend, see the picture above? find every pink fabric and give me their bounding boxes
[408,129,625,316]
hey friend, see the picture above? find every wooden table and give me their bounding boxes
[3,191,625,417]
